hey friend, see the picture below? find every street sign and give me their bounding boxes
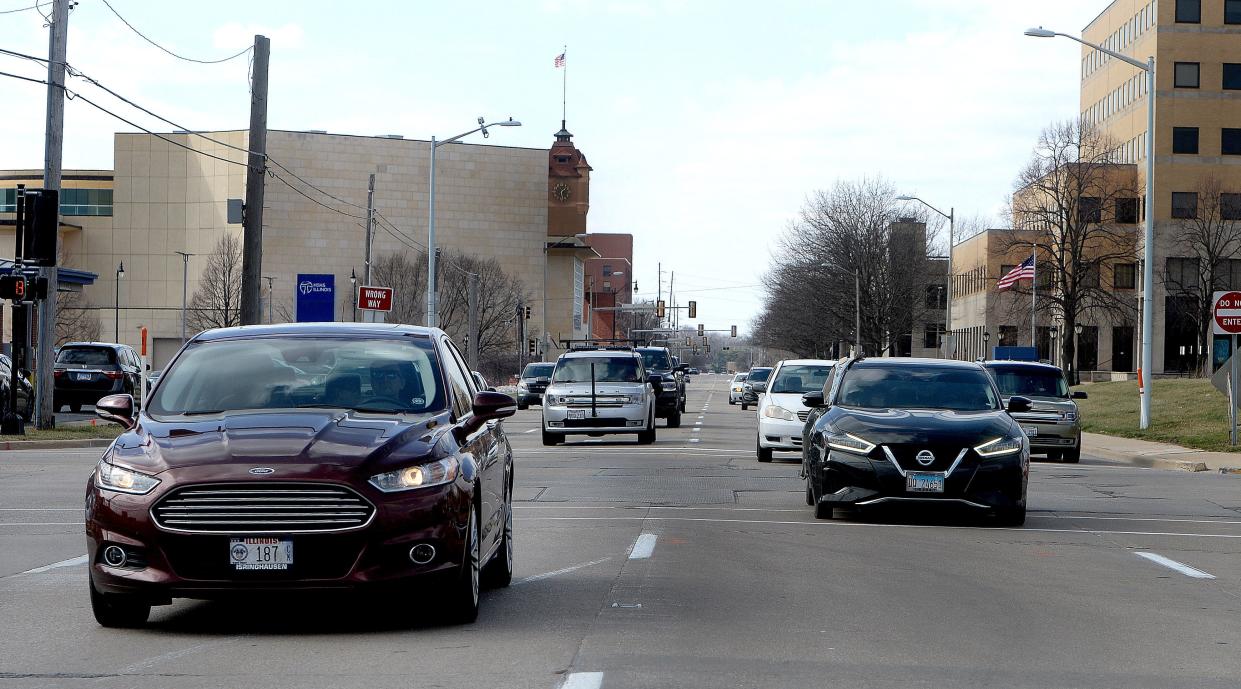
[1213,291,1241,334]
[295,274,335,322]
[358,285,393,312]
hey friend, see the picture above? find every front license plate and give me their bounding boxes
[229,537,293,570]
[74,372,91,381]
[567,409,585,420]
[906,472,945,493]
[1021,425,1038,437]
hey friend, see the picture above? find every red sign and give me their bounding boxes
[1213,291,1241,335]
[358,286,393,312]
[140,326,148,356]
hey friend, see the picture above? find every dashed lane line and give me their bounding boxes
[561,672,605,689]
[19,554,87,575]
[514,557,611,585]
[1135,551,1216,579]
[628,533,658,559]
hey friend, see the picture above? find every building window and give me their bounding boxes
[1116,197,1139,224]
[1225,64,1241,90]
[1114,262,1137,289]
[924,323,946,349]
[998,326,1019,348]
[1175,0,1201,23]
[1167,257,1201,291]
[601,264,613,277]
[1223,129,1241,155]
[1228,0,1241,24]
[1080,263,1101,288]
[1172,127,1199,154]
[1174,62,1200,88]
[924,284,946,309]
[1078,197,1102,224]
[1223,194,1241,221]
[1226,259,1241,290]
[1172,192,1199,219]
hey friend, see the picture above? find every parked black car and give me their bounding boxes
[516,362,555,410]
[637,346,687,427]
[740,366,773,410]
[801,357,1030,525]
[54,342,144,413]
[0,354,33,422]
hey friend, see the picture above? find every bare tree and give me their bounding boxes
[186,234,243,333]
[1004,119,1140,375]
[55,288,102,345]
[1160,177,1241,376]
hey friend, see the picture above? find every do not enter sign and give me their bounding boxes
[358,285,393,312]
[1213,291,1241,334]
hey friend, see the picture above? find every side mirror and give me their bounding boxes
[802,391,826,408]
[17,368,30,380]
[487,386,497,392]
[675,364,689,373]
[1072,390,1088,400]
[753,382,768,394]
[96,394,137,430]
[646,374,663,392]
[1006,396,1033,414]
[471,391,517,424]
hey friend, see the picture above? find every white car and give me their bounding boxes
[728,373,748,405]
[756,359,836,462]
[541,348,658,446]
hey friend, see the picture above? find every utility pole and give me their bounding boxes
[35,0,69,430]
[175,251,192,341]
[364,173,375,284]
[467,272,479,371]
[240,34,270,326]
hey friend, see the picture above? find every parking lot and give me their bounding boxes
[2,374,1239,688]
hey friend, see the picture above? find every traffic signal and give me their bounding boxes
[524,305,531,319]
[705,344,711,354]
[730,325,737,338]
[0,275,28,301]
[702,336,708,346]
[685,336,691,346]
[656,300,666,318]
[528,338,536,356]
[20,188,58,267]
[697,323,704,336]
[688,300,697,319]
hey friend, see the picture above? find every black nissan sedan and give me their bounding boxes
[801,357,1030,525]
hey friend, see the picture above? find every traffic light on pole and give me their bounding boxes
[685,336,691,346]
[688,301,697,319]
[528,338,536,356]
[525,306,531,319]
[697,323,704,336]
[656,300,666,318]
[702,336,708,346]
[0,275,28,301]
[730,325,737,338]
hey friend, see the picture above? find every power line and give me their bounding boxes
[99,0,251,65]
[0,2,50,15]
[267,169,367,219]
[267,158,368,211]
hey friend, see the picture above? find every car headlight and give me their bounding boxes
[95,460,160,495]
[625,393,644,404]
[1063,410,1078,422]
[517,383,528,391]
[974,436,1023,458]
[762,405,798,421]
[369,457,460,492]
[825,432,875,456]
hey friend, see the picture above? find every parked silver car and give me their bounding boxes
[984,360,1086,462]
[541,348,658,446]
[728,372,748,405]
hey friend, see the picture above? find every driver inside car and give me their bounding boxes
[370,361,407,401]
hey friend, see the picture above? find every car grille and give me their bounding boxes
[152,483,375,534]
[797,410,810,422]
[882,444,968,472]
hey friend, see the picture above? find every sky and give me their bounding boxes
[0,0,1109,334]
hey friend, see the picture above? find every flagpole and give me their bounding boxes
[562,45,567,123]
[1031,246,1037,349]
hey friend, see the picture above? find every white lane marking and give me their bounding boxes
[514,557,611,585]
[523,428,537,434]
[0,508,80,511]
[689,438,701,443]
[0,522,82,527]
[1045,514,1241,526]
[561,672,604,689]
[1135,551,1216,579]
[20,554,87,575]
[628,533,658,559]
[515,505,807,512]
[120,639,239,673]
[694,421,702,425]
[691,428,700,433]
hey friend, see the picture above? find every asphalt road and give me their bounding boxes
[1,375,1239,688]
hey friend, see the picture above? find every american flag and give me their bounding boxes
[554,53,566,68]
[996,255,1036,291]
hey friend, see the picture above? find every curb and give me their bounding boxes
[1220,467,1241,475]
[0,438,114,451]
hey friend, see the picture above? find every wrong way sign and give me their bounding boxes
[1213,291,1241,334]
[358,285,393,312]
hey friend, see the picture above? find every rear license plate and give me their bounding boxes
[567,409,585,420]
[230,537,293,570]
[906,472,945,493]
[1021,425,1038,437]
[73,372,91,381]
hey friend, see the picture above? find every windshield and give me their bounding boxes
[56,348,115,366]
[837,365,1000,412]
[552,356,642,383]
[639,349,671,370]
[522,363,555,379]
[149,337,445,416]
[989,366,1070,398]
[732,374,746,383]
[770,364,834,394]
[747,368,772,384]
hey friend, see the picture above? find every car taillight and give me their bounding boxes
[104,371,124,380]
[53,369,65,378]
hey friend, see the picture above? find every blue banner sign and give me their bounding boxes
[296,273,335,322]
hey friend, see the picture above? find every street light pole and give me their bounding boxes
[114,261,124,342]
[427,117,521,329]
[897,195,954,356]
[1025,27,1155,427]
[263,276,275,324]
[174,251,192,342]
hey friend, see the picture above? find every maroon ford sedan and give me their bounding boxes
[85,323,516,627]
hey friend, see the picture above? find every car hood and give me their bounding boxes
[546,382,645,395]
[1001,396,1076,414]
[107,409,447,476]
[764,392,811,412]
[829,407,1017,444]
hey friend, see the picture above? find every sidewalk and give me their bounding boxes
[1082,433,1241,473]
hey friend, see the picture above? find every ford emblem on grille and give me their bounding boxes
[248,467,275,475]
[915,450,935,466]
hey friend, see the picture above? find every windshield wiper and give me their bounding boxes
[180,410,225,416]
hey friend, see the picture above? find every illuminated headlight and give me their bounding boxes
[517,383,528,391]
[732,386,743,393]
[762,405,798,421]
[95,460,160,495]
[974,436,1023,458]
[825,432,875,456]
[369,457,460,492]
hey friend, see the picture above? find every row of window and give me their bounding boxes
[1084,71,1148,128]
[1176,0,1241,24]
[0,187,114,216]
[1082,1,1157,80]
[1173,61,1241,89]
[1171,126,1241,155]
[1166,256,1241,290]
[1171,191,1241,218]
[954,256,1241,297]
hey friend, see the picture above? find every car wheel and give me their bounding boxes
[667,410,681,428]
[1063,440,1081,463]
[637,411,656,445]
[69,403,82,414]
[729,399,735,405]
[89,577,150,628]
[482,478,513,589]
[445,504,481,624]
[1046,450,1062,461]
[757,440,772,463]
[805,480,814,506]
[517,403,528,411]
[741,403,748,411]
[541,429,561,446]
[996,502,1026,527]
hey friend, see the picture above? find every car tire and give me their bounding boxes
[444,504,481,624]
[757,440,773,463]
[541,429,561,446]
[1046,450,1062,461]
[805,480,814,506]
[741,403,748,411]
[637,411,656,445]
[996,502,1026,527]
[729,399,735,405]
[70,403,82,414]
[482,479,513,589]
[517,403,528,411]
[667,410,681,428]
[1062,446,1080,463]
[813,493,834,520]
[89,577,150,628]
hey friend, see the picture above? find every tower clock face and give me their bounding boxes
[553,183,572,202]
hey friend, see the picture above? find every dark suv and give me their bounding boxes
[54,342,143,413]
[516,362,555,410]
[637,346,686,427]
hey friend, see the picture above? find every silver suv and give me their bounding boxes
[984,360,1087,462]
[542,348,658,446]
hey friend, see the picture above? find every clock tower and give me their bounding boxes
[548,120,591,237]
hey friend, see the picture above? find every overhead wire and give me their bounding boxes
[98,0,252,65]
[0,1,49,15]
